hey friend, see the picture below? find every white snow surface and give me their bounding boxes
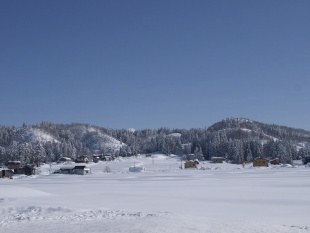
[1,154,310,233]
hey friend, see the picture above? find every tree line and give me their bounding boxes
[0,118,310,166]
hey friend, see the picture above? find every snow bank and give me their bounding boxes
[0,186,52,198]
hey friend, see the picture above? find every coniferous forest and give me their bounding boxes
[1,118,310,166]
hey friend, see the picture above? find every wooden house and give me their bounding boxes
[211,157,225,163]
[184,161,198,169]
[253,157,269,167]
[0,168,14,179]
[7,161,21,173]
[270,158,280,165]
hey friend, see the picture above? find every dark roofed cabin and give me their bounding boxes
[270,158,280,165]
[25,165,36,176]
[73,166,90,175]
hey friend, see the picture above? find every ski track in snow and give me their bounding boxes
[0,206,164,227]
[0,207,309,233]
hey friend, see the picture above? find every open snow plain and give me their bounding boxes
[1,154,310,233]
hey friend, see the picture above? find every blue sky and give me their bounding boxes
[0,0,310,130]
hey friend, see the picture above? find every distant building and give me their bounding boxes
[57,165,90,175]
[303,155,310,165]
[75,155,89,163]
[253,157,268,167]
[184,161,198,169]
[73,166,90,175]
[24,165,36,176]
[7,161,21,173]
[0,168,14,179]
[211,157,225,163]
[101,155,114,161]
[92,154,115,162]
[58,157,72,163]
[92,155,100,163]
[270,158,280,165]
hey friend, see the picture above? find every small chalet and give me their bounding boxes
[211,157,225,163]
[253,157,269,167]
[7,161,21,173]
[270,158,280,165]
[184,161,198,169]
[0,168,14,179]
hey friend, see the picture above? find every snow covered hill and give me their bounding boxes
[13,128,60,144]
[208,117,310,143]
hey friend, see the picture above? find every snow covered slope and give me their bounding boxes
[12,127,59,144]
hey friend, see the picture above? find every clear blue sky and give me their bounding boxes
[1,0,310,130]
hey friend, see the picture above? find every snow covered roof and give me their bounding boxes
[73,166,87,170]
[7,161,21,164]
[254,157,268,161]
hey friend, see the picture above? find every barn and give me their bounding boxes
[253,157,269,167]
[184,161,198,169]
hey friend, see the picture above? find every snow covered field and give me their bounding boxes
[1,154,310,233]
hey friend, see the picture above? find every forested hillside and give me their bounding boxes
[1,118,310,166]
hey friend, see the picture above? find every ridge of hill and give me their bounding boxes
[207,117,310,144]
